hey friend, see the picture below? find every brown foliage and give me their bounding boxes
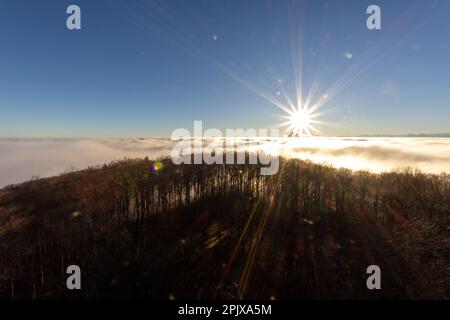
[0,155,448,299]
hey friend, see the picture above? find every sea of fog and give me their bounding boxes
[0,137,449,188]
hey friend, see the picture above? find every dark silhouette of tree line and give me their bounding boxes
[0,153,448,299]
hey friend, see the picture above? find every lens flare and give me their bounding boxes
[151,161,164,172]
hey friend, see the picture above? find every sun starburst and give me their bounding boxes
[278,104,321,137]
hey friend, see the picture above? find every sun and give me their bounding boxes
[290,108,312,135]
[278,105,320,137]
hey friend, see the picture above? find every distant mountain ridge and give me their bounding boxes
[358,133,450,138]
[286,132,450,138]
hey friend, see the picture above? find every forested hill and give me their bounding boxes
[0,157,449,299]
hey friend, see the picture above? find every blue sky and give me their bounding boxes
[0,0,449,137]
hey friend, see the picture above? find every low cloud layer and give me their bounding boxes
[0,137,449,188]
[281,137,450,174]
[0,138,175,188]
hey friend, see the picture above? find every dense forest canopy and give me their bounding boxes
[0,155,449,299]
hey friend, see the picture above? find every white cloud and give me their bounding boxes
[0,138,174,188]
[0,137,449,188]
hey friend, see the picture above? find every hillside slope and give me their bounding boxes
[0,157,449,299]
